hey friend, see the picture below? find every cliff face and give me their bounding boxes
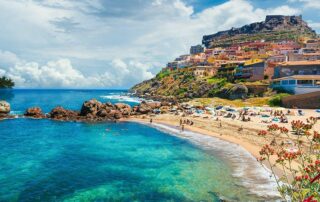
[202,15,316,48]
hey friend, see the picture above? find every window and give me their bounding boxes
[288,80,296,85]
[273,81,280,85]
[315,80,320,86]
[282,80,289,85]
[297,80,313,85]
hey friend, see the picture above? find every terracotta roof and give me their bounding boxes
[278,60,320,66]
[273,75,320,81]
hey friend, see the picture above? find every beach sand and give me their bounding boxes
[126,109,320,178]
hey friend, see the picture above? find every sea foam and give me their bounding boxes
[100,95,143,103]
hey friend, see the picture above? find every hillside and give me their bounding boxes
[130,69,270,102]
[202,15,316,48]
[130,15,316,102]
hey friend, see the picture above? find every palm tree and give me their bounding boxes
[0,76,14,88]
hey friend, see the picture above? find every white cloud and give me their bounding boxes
[2,58,154,88]
[0,50,21,67]
[288,0,320,9]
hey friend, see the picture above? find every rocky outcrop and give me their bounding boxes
[24,107,45,118]
[227,84,248,100]
[49,106,80,121]
[46,99,133,122]
[202,15,316,48]
[80,99,102,116]
[0,101,10,114]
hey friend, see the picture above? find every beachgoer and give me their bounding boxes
[150,118,153,124]
[181,124,185,132]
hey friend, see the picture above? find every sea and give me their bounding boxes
[0,89,280,201]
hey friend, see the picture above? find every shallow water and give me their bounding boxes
[0,90,279,201]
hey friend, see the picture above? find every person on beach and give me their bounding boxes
[150,118,153,124]
[181,124,184,132]
[180,119,182,126]
[219,121,222,128]
[238,125,243,132]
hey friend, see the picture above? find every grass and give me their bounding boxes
[189,97,272,107]
[207,77,226,85]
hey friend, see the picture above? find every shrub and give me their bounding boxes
[257,120,320,201]
[268,93,290,107]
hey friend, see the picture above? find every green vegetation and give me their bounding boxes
[0,76,14,88]
[156,70,171,80]
[268,93,290,107]
[190,97,271,107]
[207,77,226,85]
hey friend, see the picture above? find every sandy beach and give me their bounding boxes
[126,109,320,177]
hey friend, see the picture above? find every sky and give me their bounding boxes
[0,0,320,89]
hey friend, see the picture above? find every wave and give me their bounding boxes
[142,122,280,199]
[100,95,143,103]
[9,111,23,115]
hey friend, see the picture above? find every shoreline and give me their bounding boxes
[125,116,285,177]
[125,117,281,198]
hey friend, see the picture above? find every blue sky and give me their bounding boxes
[0,0,319,88]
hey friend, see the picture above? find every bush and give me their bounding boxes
[156,70,170,80]
[268,93,290,106]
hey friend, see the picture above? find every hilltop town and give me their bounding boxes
[131,15,320,109]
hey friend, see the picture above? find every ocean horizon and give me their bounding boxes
[0,89,279,201]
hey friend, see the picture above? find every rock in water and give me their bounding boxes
[80,99,103,116]
[49,106,79,120]
[24,107,45,118]
[0,101,10,114]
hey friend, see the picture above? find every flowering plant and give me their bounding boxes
[257,117,320,201]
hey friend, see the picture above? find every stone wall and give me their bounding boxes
[282,91,320,109]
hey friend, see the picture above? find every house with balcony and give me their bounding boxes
[271,75,320,94]
[234,59,265,81]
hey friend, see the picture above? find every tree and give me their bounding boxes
[0,76,14,88]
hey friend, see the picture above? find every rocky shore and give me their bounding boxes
[0,98,175,122]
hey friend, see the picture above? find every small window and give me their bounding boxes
[282,80,289,85]
[297,80,313,85]
[288,80,296,85]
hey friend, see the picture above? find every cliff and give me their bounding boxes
[202,15,316,48]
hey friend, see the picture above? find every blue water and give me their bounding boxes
[0,90,275,201]
[0,89,138,114]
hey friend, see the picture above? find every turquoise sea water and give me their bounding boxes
[0,90,278,201]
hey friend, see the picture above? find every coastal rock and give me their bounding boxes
[114,111,123,119]
[49,106,79,120]
[146,102,161,109]
[24,107,45,118]
[80,99,103,116]
[137,101,152,114]
[97,109,108,117]
[0,101,10,114]
[227,84,248,100]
